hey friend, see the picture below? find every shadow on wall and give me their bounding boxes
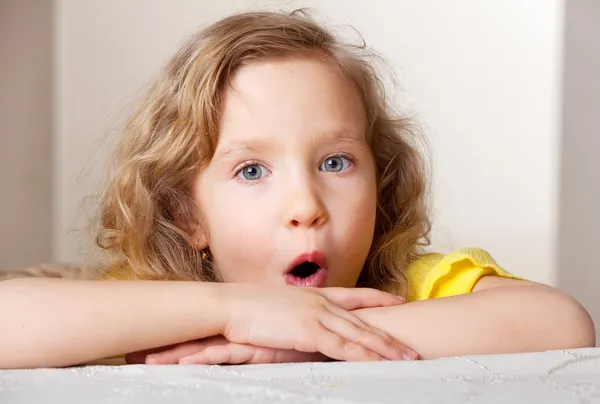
[558,0,600,346]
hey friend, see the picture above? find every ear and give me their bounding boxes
[174,210,209,251]
[191,224,209,251]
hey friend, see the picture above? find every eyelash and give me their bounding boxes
[233,153,357,184]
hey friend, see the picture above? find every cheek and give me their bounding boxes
[326,169,376,246]
[202,184,275,281]
[340,163,377,229]
[342,182,377,245]
[328,176,377,287]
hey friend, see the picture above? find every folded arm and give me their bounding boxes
[353,277,596,359]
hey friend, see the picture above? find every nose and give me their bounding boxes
[283,178,328,229]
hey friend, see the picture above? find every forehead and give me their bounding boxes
[216,57,366,147]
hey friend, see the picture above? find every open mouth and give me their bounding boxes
[285,252,328,287]
[289,261,321,278]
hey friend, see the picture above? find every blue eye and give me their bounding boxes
[320,156,351,172]
[237,164,266,181]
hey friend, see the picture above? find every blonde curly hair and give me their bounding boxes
[96,10,431,294]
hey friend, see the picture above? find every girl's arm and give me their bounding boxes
[0,278,226,369]
[352,278,596,359]
[0,278,410,369]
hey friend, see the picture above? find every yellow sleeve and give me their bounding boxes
[405,247,523,302]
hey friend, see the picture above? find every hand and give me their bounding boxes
[126,336,331,365]
[221,284,417,361]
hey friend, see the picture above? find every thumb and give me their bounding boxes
[317,287,405,311]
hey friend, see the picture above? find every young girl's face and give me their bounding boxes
[193,56,377,287]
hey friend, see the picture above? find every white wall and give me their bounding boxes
[54,0,563,286]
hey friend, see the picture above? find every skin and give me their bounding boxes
[193,56,377,288]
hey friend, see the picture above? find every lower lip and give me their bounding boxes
[285,268,327,287]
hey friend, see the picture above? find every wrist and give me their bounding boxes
[191,281,230,337]
[217,282,247,336]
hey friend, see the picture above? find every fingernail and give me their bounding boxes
[395,295,406,302]
[402,349,418,361]
[145,355,158,364]
[179,356,194,364]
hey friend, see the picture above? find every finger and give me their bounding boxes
[317,287,405,311]
[319,310,417,361]
[356,321,419,360]
[325,302,371,329]
[125,345,176,364]
[326,339,384,362]
[179,344,311,365]
[146,336,229,364]
[312,328,383,362]
[324,303,402,351]
[179,344,256,365]
[145,342,208,365]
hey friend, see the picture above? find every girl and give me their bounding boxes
[0,10,594,369]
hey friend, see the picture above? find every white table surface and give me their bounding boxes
[2,348,600,404]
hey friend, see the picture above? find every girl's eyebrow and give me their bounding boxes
[213,142,263,165]
[318,131,368,150]
[331,132,365,145]
[214,131,365,164]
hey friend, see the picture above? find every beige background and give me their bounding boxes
[558,0,600,346]
[1,1,598,341]
[0,0,53,268]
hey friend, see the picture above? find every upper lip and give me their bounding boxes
[286,251,328,273]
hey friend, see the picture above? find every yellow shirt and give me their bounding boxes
[405,247,521,302]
